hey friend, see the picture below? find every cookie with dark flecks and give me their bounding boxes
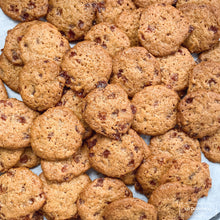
[138,4,190,57]
[31,106,84,160]
[83,84,134,140]
[85,22,130,57]
[77,177,133,220]
[0,98,39,149]
[133,0,175,8]
[0,79,8,100]
[111,47,161,97]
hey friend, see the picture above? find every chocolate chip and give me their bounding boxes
[12,50,19,61]
[117,69,123,78]
[112,132,121,141]
[101,43,107,49]
[73,156,80,163]
[117,0,124,5]
[110,25,116,32]
[21,11,29,21]
[78,20,84,29]
[61,165,68,172]
[108,93,116,99]
[183,144,190,150]
[112,109,119,115]
[75,126,80,133]
[95,37,102,44]
[131,105,137,114]
[98,112,107,120]
[194,187,202,193]
[56,7,62,15]
[185,97,193,104]
[96,2,105,13]
[188,25,194,33]
[89,153,95,157]
[27,1,36,9]
[87,139,97,149]
[128,159,134,167]
[68,29,75,40]
[79,198,85,204]
[208,78,217,85]
[18,116,26,124]
[103,149,111,158]
[149,179,157,186]
[94,178,104,187]
[134,146,139,153]
[171,73,178,81]
[96,81,107,88]
[69,51,77,57]
[20,155,28,164]
[1,114,7,121]
[17,36,23,43]
[208,26,218,34]
[48,132,54,140]
[204,145,210,152]
[23,133,30,139]
[147,25,155,32]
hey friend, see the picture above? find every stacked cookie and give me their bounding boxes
[0,0,220,219]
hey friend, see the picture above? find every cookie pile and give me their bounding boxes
[0,0,219,219]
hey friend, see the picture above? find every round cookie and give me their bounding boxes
[46,0,96,41]
[61,41,112,95]
[40,173,91,220]
[0,98,39,149]
[19,59,65,111]
[133,0,175,8]
[84,22,130,57]
[138,4,190,57]
[88,129,144,177]
[159,47,196,92]
[188,61,220,94]
[132,85,180,136]
[179,3,220,53]
[0,168,45,219]
[0,79,8,100]
[77,177,132,220]
[148,182,198,220]
[19,22,70,65]
[31,106,84,160]
[41,143,91,182]
[103,198,157,220]
[177,90,220,138]
[83,84,134,140]
[0,0,48,21]
[111,47,161,97]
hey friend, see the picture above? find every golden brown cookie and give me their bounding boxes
[199,41,220,62]
[133,0,175,8]
[0,79,8,100]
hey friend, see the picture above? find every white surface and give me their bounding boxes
[0,9,220,220]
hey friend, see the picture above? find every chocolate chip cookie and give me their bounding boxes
[0,79,8,100]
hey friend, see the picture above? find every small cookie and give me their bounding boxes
[132,85,179,136]
[77,177,132,220]
[61,41,112,95]
[41,143,91,182]
[46,0,96,41]
[103,198,157,220]
[0,98,39,149]
[148,182,198,220]
[177,90,220,138]
[19,22,70,64]
[0,168,45,219]
[19,59,65,111]
[0,0,48,21]
[133,0,175,8]
[83,84,134,140]
[188,61,220,94]
[85,22,130,57]
[111,47,161,97]
[138,4,190,57]
[0,79,8,100]
[31,106,84,160]
[159,47,196,92]
[40,173,91,220]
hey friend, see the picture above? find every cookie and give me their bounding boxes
[0,98,39,149]
[0,79,8,100]
[133,0,175,8]
[83,84,134,140]
[200,130,220,163]
[41,143,91,182]
[61,41,112,95]
[138,4,190,57]
[31,106,84,160]
[188,61,220,94]
[148,182,198,220]
[177,90,220,138]
[159,47,196,92]
[0,168,45,219]
[46,0,96,41]
[111,47,161,97]
[132,85,179,136]
[0,53,22,93]
[77,177,132,220]
[40,173,91,220]
[19,59,65,111]
[179,3,220,53]
[19,22,70,64]
[85,22,130,57]
[0,0,48,21]
[103,198,157,220]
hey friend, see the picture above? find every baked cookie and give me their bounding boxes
[0,98,39,149]
[138,4,190,57]
[85,22,130,57]
[31,106,84,160]
[83,84,134,140]
[133,0,175,8]
[0,168,45,219]
[0,79,8,100]
[40,173,91,220]
[132,85,179,136]
[148,182,198,220]
[0,0,48,21]
[19,59,65,111]
[179,3,220,53]
[159,47,195,92]
[188,61,220,94]
[46,0,96,41]
[41,143,91,182]
[61,41,112,95]
[77,177,132,220]
[111,47,161,97]
[19,22,70,64]
[177,90,220,138]
[103,198,157,220]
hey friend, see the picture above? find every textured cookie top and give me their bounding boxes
[133,0,175,8]
[176,0,220,9]
[0,79,8,100]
